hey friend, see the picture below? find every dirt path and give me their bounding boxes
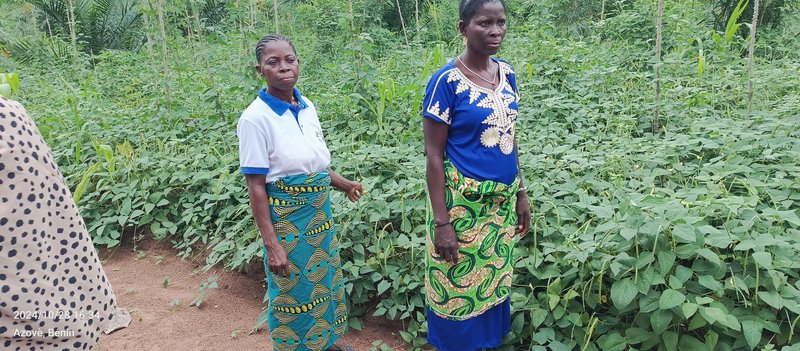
[94,239,408,351]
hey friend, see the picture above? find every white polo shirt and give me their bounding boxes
[237,88,331,183]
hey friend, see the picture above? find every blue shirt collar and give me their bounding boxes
[258,88,308,117]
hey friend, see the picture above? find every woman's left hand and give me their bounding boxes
[515,191,531,236]
[345,181,364,202]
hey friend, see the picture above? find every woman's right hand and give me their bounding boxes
[434,223,459,263]
[265,241,290,277]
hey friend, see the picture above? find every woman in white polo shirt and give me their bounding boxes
[237,34,363,351]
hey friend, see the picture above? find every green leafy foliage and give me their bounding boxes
[711,0,799,35]
[191,275,219,307]
[0,72,19,98]
[2,0,798,350]
[29,0,144,54]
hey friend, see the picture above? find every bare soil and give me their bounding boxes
[93,238,408,351]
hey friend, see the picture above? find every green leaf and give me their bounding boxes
[548,294,560,310]
[650,309,673,334]
[695,248,721,266]
[757,291,784,309]
[675,265,693,282]
[671,223,696,242]
[120,197,132,216]
[681,302,698,319]
[611,278,638,310]
[377,280,390,295]
[688,313,708,331]
[546,277,562,295]
[658,251,676,274]
[0,72,20,92]
[703,227,732,248]
[695,296,714,305]
[721,314,741,331]
[595,221,618,235]
[564,289,579,301]
[620,228,638,240]
[734,239,758,251]
[639,292,661,313]
[705,330,719,350]
[552,306,566,320]
[698,274,724,291]
[531,309,548,328]
[511,292,528,306]
[372,307,386,316]
[634,252,654,269]
[349,317,363,330]
[602,333,626,351]
[0,84,11,98]
[251,308,270,332]
[588,205,613,219]
[679,335,706,350]
[662,331,678,351]
[741,320,763,350]
[761,208,800,226]
[72,163,100,204]
[625,327,651,345]
[532,328,554,344]
[549,341,572,351]
[751,251,773,269]
[511,313,525,334]
[700,306,726,324]
[668,275,683,289]
[659,289,686,310]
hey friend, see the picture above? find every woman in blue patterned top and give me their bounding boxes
[421,0,531,350]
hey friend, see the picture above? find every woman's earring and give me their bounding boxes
[463,36,467,46]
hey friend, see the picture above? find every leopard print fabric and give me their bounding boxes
[0,97,117,350]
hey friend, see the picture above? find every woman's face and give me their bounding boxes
[461,1,507,56]
[256,40,300,91]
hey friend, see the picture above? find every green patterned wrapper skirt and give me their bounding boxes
[425,160,520,320]
[262,172,348,351]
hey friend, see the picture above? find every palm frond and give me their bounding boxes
[28,0,144,56]
[7,38,39,64]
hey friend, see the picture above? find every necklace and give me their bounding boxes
[457,56,498,87]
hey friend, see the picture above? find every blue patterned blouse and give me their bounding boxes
[422,58,520,185]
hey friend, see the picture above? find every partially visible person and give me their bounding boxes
[238,34,363,351]
[0,97,118,350]
[421,0,531,350]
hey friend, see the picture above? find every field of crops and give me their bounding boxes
[2,0,799,349]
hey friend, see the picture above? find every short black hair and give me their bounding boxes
[459,0,506,22]
[255,34,297,63]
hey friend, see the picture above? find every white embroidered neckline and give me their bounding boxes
[452,62,508,95]
[424,61,519,155]
[444,62,518,155]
